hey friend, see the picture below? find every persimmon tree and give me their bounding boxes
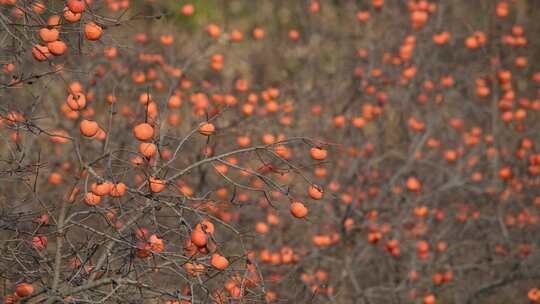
[1,1,324,303]
[1,0,540,304]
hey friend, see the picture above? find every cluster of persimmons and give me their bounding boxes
[0,0,539,303]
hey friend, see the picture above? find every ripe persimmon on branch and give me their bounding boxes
[1,0,540,304]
